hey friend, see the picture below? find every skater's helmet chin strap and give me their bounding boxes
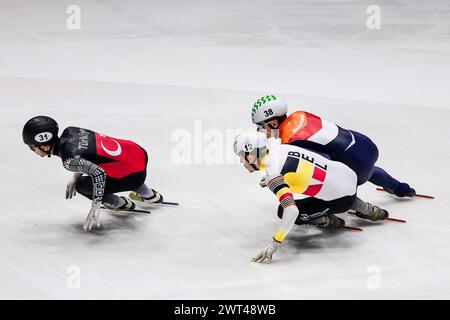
[243,152,256,170]
[244,147,266,171]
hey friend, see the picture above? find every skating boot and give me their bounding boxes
[355,203,388,221]
[129,189,163,204]
[316,214,346,229]
[384,183,416,198]
[104,196,136,211]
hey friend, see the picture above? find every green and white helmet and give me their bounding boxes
[251,95,288,124]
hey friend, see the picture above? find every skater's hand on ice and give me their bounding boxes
[259,176,269,188]
[65,173,82,199]
[83,200,102,231]
[252,240,280,264]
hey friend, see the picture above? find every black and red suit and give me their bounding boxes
[52,127,148,202]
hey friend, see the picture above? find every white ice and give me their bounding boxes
[0,0,450,299]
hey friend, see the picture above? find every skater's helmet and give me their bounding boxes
[22,116,59,147]
[251,95,288,124]
[233,130,268,159]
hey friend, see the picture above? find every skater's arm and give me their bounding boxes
[267,175,299,243]
[252,174,299,263]
[62,156,106,202]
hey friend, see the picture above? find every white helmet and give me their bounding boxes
[251,95,288,124]
[233,130,268,159]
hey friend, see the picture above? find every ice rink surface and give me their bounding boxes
[0,0,450,299]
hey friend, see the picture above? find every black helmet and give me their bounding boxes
[22,116,59,146]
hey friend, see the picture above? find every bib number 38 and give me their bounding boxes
[264,109,274,117]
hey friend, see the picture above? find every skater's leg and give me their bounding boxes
[369,166,415,197]
[75,176,135,210]
[75,176,94,200]
[369,166,399,191]
[346,131,379,185]
[277,195,355,228]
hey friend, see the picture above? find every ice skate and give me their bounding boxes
[384,183,416,198]
[317,214,345,229]
[355,204,389,221]
[103,196,136,212]
[129,189,163,204]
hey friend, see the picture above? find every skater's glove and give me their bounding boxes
[83,200,102,231]
[66,173,82,199]
[259,176,269,188]
[252,240,280,264]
